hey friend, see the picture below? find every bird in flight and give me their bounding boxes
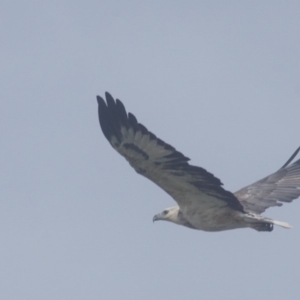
[97,92,300,232]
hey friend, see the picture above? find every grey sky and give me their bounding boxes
[1,1,300,299]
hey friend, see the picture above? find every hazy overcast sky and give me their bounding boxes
[1,1,300,299]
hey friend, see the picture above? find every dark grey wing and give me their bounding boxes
[97,92,244,213]
[235,151,300,214]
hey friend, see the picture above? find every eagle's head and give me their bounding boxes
[152,206,179,223]
[153,206,196,229]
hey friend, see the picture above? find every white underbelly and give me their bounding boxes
[182,206,246,232]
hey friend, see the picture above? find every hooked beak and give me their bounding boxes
[153,214,160,223]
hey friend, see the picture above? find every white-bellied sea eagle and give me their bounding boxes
[97,92,300,232]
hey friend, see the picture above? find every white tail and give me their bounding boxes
[271,219,292,229]
[243,213,292,230]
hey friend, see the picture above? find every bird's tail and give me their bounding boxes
[271,219,292,229]
[243,213,292,231]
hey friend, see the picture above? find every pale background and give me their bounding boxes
[1,1,300,299]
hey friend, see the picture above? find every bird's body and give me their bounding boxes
[97,92,300,232]
[162,205,246,232]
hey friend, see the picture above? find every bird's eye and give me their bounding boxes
[163,210,168,215]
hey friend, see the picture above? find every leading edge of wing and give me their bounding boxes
[97,92,245,213]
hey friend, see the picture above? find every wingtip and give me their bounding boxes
[279,146,300,170]
[96,92,115,103]
[96,95,105,105]
[97,92,116,108]
[98,92,125,107]
[105,91,115,103]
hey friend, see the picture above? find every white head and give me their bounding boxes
[152,206,180,224]
[153,206,196,229]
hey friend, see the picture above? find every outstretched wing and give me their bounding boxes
[97,92,244,213]
[235,149,300,214]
